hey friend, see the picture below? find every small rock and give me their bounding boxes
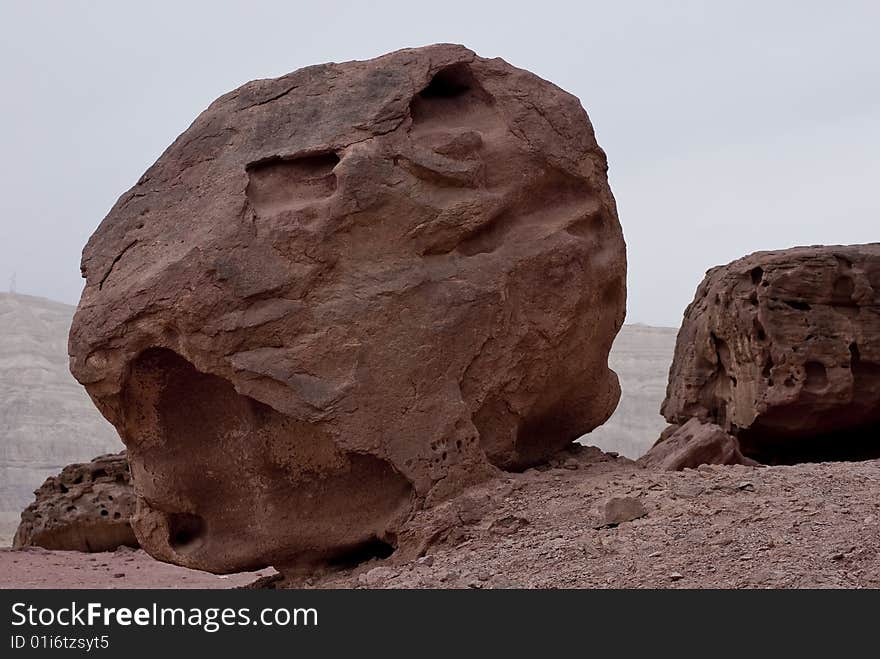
[417,555,434,567]
[489,515,529,535]
[563,458,579,470]
[358,566,396,587]
[831,553,845,561]
[648,551,662,558]
[112,573,125,578]
[669,572,684,581]
[737,481,756,492]
[599,497,647,527]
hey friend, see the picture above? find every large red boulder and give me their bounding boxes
[68,44,626,574]
[659,244,880,465]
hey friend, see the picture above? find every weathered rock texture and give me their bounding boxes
[69,44,626,573]
[661,244,880,465]
[0,292,122,545]
[13,452,136,552]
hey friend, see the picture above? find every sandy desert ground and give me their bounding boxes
[0,545,273,589]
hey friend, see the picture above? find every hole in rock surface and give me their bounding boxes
[803,361,828,392]
[168,512,206,552]
[409,63,496,130]
[245,151,339,214]
[419,65,472,99]
[327,538,396,569]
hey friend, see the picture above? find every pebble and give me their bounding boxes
[358,566,396,587]
[600,497,648,527]
[669,572,684,581]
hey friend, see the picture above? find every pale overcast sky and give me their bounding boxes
[1,1,877,326]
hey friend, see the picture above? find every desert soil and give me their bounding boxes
[3,446,879,589]
[0,546,274,589]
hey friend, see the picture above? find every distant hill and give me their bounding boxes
[0,293,122,544]
[583,324,678,458]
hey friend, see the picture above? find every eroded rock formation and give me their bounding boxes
[13,452,136,552]
[659,244,880,465]
[69,44,626,573]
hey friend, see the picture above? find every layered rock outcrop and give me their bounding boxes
[13,452,136,551]
[69,44,626,573]
[657,244,880,465]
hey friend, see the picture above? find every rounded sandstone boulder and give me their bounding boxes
[69,44,626,573]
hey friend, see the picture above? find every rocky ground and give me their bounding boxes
[261,446,880,589]
[5,445,877,589]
